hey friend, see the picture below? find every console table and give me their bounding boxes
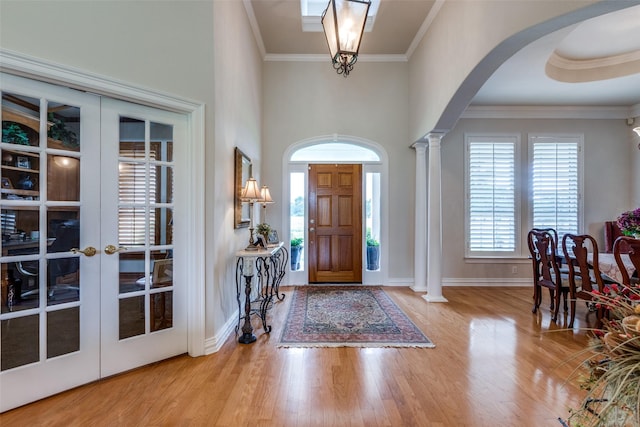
[235,243,288,344]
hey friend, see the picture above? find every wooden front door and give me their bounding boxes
[308,164,362,283]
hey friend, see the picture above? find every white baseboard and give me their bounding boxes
[386,277,532,287]
[385,277,414,287]
[442,277,531,287]
[204,309,239,355]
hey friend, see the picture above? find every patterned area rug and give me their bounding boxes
[277,286,435,348]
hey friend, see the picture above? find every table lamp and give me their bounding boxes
[260,185,274,224]
[240,177,262,250]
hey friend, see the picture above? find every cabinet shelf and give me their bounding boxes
[1,188,38,196]
[1,149,39,158]
[1,165,39,174]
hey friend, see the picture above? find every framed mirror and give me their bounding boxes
[234,147,252,229]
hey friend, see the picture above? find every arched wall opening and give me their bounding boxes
[429,1,638,136]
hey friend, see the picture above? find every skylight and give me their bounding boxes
[300,0,380,32]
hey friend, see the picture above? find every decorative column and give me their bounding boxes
[424,133,447,302]
[411,142,428,292]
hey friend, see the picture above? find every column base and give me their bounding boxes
[410,285,428,293]
[422,294,448,303]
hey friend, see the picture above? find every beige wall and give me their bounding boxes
[441,117,633,281]
[633,117,640,207]
[2,0,638,344]
[0,0,264,343]
[408,0,607,141]
[262,61,413,280]
[0,0,214,102]
[210,0,263,339]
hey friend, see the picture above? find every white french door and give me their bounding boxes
[99,98,187,377]
[0,74,101,411]
[0,74,188,411]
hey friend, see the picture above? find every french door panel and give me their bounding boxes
[99,98,187,377]
[308,164,362,283]
[0,74,101,412]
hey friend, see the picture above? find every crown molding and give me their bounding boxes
[264,53,407,62]
[406,0,445,59]
[546,49,640,83]
[461,105,635,120]
[243,0,267,59]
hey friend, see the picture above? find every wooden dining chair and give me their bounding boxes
[528,228,569,322]
[562,233,607,328]
[613,236,640,287]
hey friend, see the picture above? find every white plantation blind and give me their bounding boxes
[119,150,157,246]
[531,137,580,238]
[467,138,517,254]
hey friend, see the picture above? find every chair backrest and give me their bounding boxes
[528,227,558,261]
[604,221,625,253]
[529,228,562,288]
[48,221,80,281]
[562,233,604,293]
[613,236,640,286]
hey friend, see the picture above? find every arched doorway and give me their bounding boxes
[283,135,388,285]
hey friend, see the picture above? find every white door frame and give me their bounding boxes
[282,135,389,286]
[0,49,206,357]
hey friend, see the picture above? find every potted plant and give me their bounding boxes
[255,223,271,242]
[2,122,29,145]
[47,113,79,149]
[290,237,303,270]
[366,231,380,271]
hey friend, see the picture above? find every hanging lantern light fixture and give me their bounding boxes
[321,0,371,77]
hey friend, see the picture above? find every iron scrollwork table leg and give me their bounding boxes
[235,245,287,344]
[238,272,256,344]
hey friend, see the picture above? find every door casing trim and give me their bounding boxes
[284,135,389,286]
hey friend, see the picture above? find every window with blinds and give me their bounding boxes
[465,135,519,256]
[530,135,581,239]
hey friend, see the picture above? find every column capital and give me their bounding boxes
[411,141,428,152]
[426,132,446,146]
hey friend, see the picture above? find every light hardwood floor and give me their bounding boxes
[0,286,594,427]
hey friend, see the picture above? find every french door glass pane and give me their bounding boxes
[1,314,39,371]
[47,307,79,358]
[46,104,80,153]
[1,92,40,202]
[117,117,174,339]
[47,154,80,201]
[151,290,172,332]
[150,251,172,290]
[118,251,145,294]
[153,165,173,204]
[119,296,145,340]
[152,208,173,245]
